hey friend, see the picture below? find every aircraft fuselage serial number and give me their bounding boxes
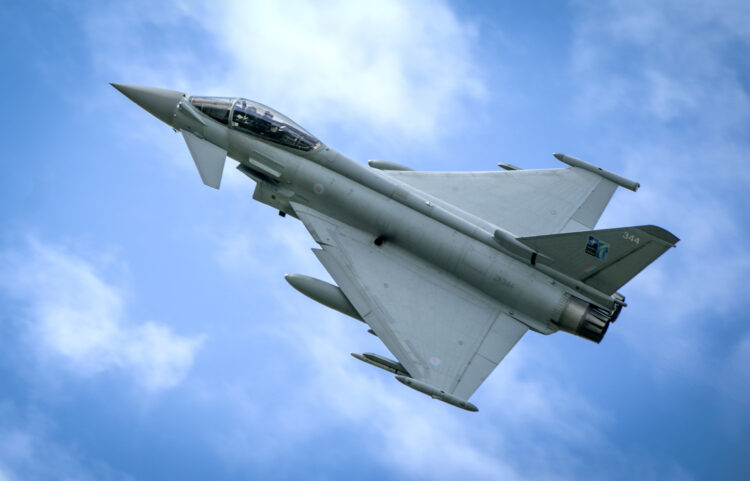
[623,232,640,244]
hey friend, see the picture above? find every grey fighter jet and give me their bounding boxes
[113,84,678,412]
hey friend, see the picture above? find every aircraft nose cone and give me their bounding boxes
[111,83,184,125]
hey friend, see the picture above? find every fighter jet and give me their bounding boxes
[113,84,678,412]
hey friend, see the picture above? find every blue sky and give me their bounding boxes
[1,1,749,479]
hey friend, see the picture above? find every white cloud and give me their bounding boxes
[212,0,486,138]
[0,239,203,391]
[203,225,532,478]
[205,312,523,480]
[569,1,750,388]
[75,1,738,477]
[571,0,750,130]
[722,332,750,405]
[211,211,326,284]
[197,292,697,481]
[205,214,550,478]
[195,238,634,481]
[89,0,486,144]
[592,146,750,382]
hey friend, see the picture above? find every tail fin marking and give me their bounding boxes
[520,225,679,295]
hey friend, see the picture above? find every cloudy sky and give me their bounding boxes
[1,1,749,479]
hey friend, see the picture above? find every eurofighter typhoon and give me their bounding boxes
[113,84,678,412]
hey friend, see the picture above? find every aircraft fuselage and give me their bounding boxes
[169,91,590,337]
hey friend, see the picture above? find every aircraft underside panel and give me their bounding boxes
[292,202,527,400]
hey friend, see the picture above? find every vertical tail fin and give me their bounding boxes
[519,225,679,295]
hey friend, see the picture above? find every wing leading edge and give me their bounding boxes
[292,202,527,406]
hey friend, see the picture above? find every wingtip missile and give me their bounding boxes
[553,153,640,192]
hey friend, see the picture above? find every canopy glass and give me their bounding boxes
[189,96,320,152]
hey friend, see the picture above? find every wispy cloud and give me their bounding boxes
[193,291,695,480]
[203,225,531,478]
[571,0,750,138]
[89,0,486,145]
[201,312,521,480]
[569,1,750,389]
[0,402,133,481]
[68,1,749,478]
[0,238,203,391]
[203,226,679,480]
[211,0,486,139]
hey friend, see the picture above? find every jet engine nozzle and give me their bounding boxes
[556,295,624,343]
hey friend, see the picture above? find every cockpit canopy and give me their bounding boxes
[189,96,320,152]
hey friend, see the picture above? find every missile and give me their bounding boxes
[395,375,478,412]
[284,274,363,321]
[553,153,640,191]
[351,352,409,376]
